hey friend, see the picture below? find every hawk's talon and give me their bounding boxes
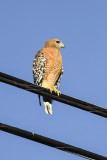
[53,87,61,96]
[47,86,61,96]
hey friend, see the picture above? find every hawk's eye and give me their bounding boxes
[56,41,60,43]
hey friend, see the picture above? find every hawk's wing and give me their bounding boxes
[55,67,63,89]
[33,50,46,106]
[33,50,46,86]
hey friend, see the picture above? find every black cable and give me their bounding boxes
[0,72,107,118]
[0,123,106,160]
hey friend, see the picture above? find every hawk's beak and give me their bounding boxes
[60,42,65,48]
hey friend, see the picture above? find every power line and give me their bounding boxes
[0,72,107,118]
[0,72,107,159]
[0,123,106,160]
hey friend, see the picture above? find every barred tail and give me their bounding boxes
[43,97,52,114]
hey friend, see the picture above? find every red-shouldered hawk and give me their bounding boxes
[33,39,64,114]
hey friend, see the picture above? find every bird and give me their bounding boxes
[33,39,64,114]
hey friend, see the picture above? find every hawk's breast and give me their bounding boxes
[42,47,62,84]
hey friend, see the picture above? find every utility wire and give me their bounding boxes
[0,72,107,118]
[0,123,106,160]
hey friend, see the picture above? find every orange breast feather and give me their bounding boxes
[42,47,62,86]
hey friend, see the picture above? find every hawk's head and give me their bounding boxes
[45,39,64,50]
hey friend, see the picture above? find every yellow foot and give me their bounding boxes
[53,87,61,96]
[47,85,61,96]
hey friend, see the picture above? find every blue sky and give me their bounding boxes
[0,0,107,159]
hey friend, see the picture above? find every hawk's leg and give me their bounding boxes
[42,80,61,96]
[47,86,61,96]
[42,80,54,93]
[53,86,61,96]
[42,82,60,96]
